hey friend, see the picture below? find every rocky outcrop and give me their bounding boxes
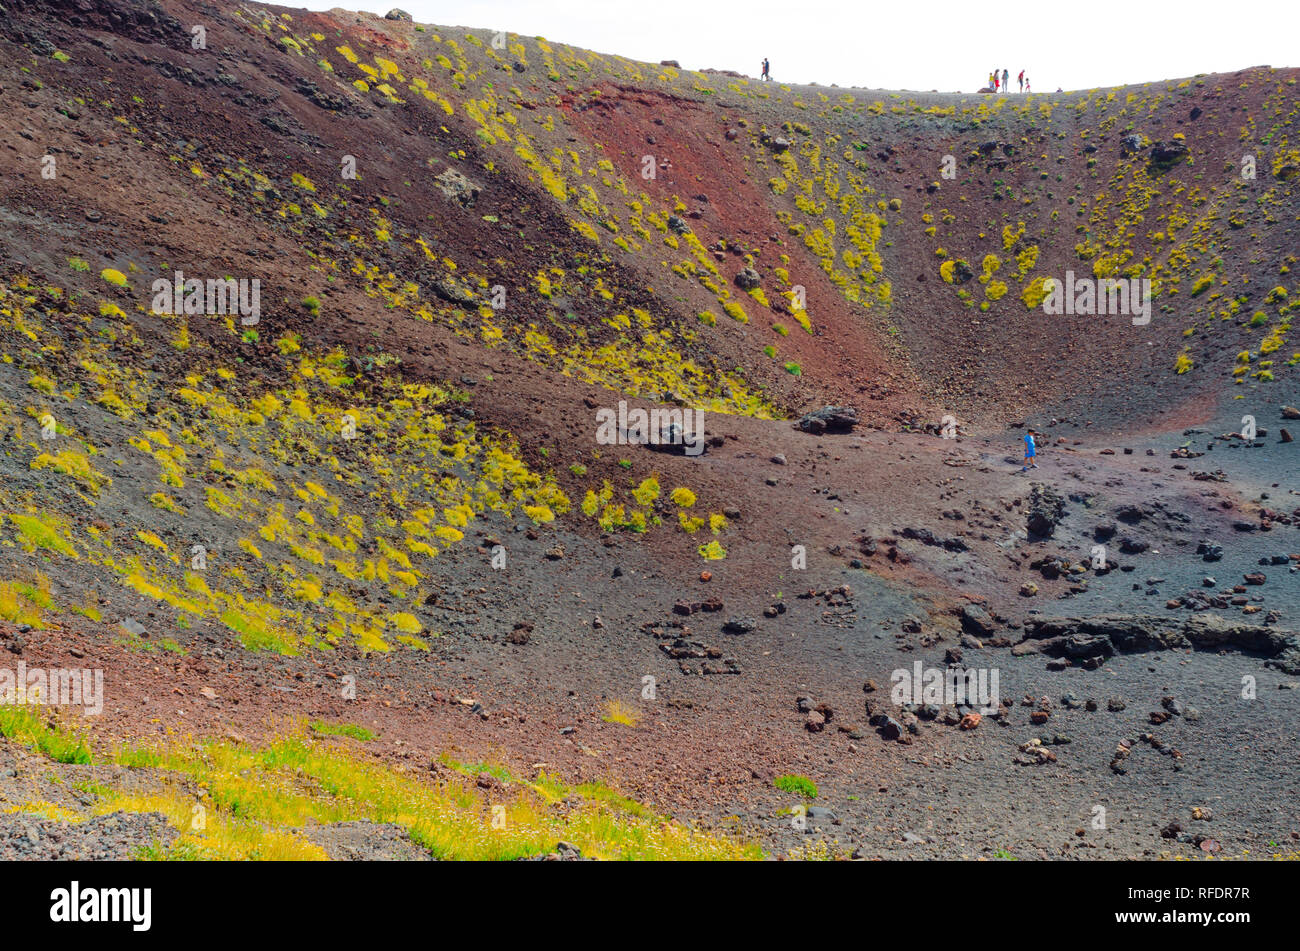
[434,168,482,207]
[1026,483,1065,539]
[1121,133,1145,155]
[1149,139,1190,170]
[759,132,791,152]
[1022,613,1300,672]
[431,278,477,306]
[960,604,998,637]
[795,406,858,435]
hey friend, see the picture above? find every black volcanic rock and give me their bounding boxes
[1026,483,1065,539]
[795,406,858,435]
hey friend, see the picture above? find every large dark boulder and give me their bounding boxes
[1026,483,1065,539]
[795,406,858,435]
[960,604,997,637]
[1149,140,1190,170]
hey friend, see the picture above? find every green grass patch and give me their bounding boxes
[8,513,77,558]
[773,774,818,799]
[309,720,375,742]
[0,707,92,764]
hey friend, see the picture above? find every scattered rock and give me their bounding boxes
[1016,739,1057,765]
[878,716,905,742]
[1118,536,1149,555]
[722,616,757,634]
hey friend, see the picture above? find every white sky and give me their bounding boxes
[310,0,1297,93]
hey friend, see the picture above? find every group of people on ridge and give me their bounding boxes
[758,58,1030,94]
[989,68,1030,92]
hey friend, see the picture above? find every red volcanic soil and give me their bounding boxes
[0,0,1297,860]
[563,83,929,422]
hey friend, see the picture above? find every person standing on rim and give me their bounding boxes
[761,57,770,81]
[1001,68,1009,93]
[1018,68,1025,92]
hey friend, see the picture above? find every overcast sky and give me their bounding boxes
[308,0,1296,93]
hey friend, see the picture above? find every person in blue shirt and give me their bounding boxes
[1021,430,1039,472]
